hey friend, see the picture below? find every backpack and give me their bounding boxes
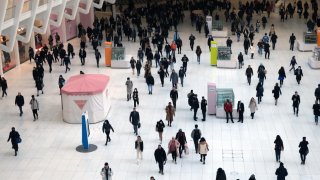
[194,129,200,139]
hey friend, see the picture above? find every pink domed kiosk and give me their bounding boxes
[61,74,110,124]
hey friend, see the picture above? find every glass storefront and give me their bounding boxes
[18,41,30,64]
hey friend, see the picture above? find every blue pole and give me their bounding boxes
[82,114,89,149]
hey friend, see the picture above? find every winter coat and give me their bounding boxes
[224,102,233,113]
[146,75,154,85]
[168,139,179,153]
[100,167,113,180]
[29,99,39,110]
[198,141,209,155]
[248,100,257,113]
[135,140,144,151]
[129,111,140,125]
[125,80,133,94]
[165,105,175,121]
[272,85,282,99]
[256,85,264,97]
[15,95,24,107]
[313,103,320,116]
[275,166,288,180]
[154,147,167,162]
[170,72,179,84]
[292,95,300,107]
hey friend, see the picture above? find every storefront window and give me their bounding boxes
[2,50,16,73]
[18,41,30,64]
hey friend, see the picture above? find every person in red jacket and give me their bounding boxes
[224,99,234,123]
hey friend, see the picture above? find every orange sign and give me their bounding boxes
[317,28,320,47]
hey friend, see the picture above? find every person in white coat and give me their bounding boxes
[250,43,255,59]
[248,97,258,119]
[29,95,39,121]
[198,137,209,164]
[100,162,113,180]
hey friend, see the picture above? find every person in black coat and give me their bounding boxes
[313,101,320,125]
[314,84,320,103]
[170,87,178,109]
[289,33,296,51]
[15,92,24,116]
[63,55,71,73]
[216,167,227,180]
[156,120,165,142]
[79,48,86,66]
[274,135,284,162]
[256,82,264,104]
[67,43,74,58]
[237,100,245,123]
[1,77,8,97]
[278,67,286,87]
[47,51,53,73]
[238,52,244,69]
[245,65,253,85]
[28,47,35,63]
[178,66,186,87]
[132,88,139,107]
[158,67,165,87]
[275,162,288,180]
[59,48,66,66]
[264,42,270,59]
[102,120,114,145]
[136,60,142,77]
[154,145,167,175]
[7,127,20,156]
[192,95,199,121]
[129,107,140,135]
[299,137,309,164]
[36,79,44,96]
[201,96,207,121]
[292,91,300,117]
[146,73,155,95]
[272,83,282,105]
[95,49,101,68]
[294,66,303,85]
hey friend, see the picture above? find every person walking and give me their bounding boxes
[216,168,227,180]
[7,127,20,156]
[1,77,8,97]
[258,66,266,86]
[250,43,255,59]
[170,70,178,88]
[314,84,320,103]
[289,33,296,51]
[195,46,202,64]
[132,88,139,107]
[178,67,186,87]
[274,135,284,162]
[272,83,282,105]
[63,55,71,73]
[237,100,245,123]
[256,82,264,104]
[154,145,167,175]
[271,33,278,50]
[238,52,244,69]
[102,120,114,145]
[135,136,144,164]
[30,95,39,121]
[156,120,165,142]
[176,129,187,158]
[245,65,253,85]
[192,94,199,121]
[278,67,286,87]
[165,102,175,127]
[158,67,165,87]
[130,57,136,75]
[198,137,209,164]
[95,49,102,68]
[136,60,142,77]
[47,51,53,73]
[224,99,234,123]
[28,47,35,63]
[294,66,303,85]
[36,79,44,96]
[168,137,179,164]
[15,92,24,116]
[100,162,113,180]
[129,107,140,135]
[275,162,288,180]
[181,55,189,73]
[170,87,178,109]
[292,91,300,117]
[264,42,270,59]
[58,75,65,95]
[189,34,196,51]
[289,56,297,72]
[248,97,258,119]
[201,96,207,121]
[146,73,154,95]
[299,137,309,165]
[191,124,201,153]
[67,43,74,58]
[79,48,86,66]
[313,101,320,125]
[125,77,133,101]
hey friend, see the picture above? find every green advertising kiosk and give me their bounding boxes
[210,41,218,65]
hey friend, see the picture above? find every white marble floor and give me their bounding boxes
[1,10,320,180]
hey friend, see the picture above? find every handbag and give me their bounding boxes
[16,137,22,143]
[184,144,189,155]
[138,123,141,128]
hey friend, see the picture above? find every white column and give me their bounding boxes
[13,41,20,66]
[30,33,36,50]
[112,4,116,19]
